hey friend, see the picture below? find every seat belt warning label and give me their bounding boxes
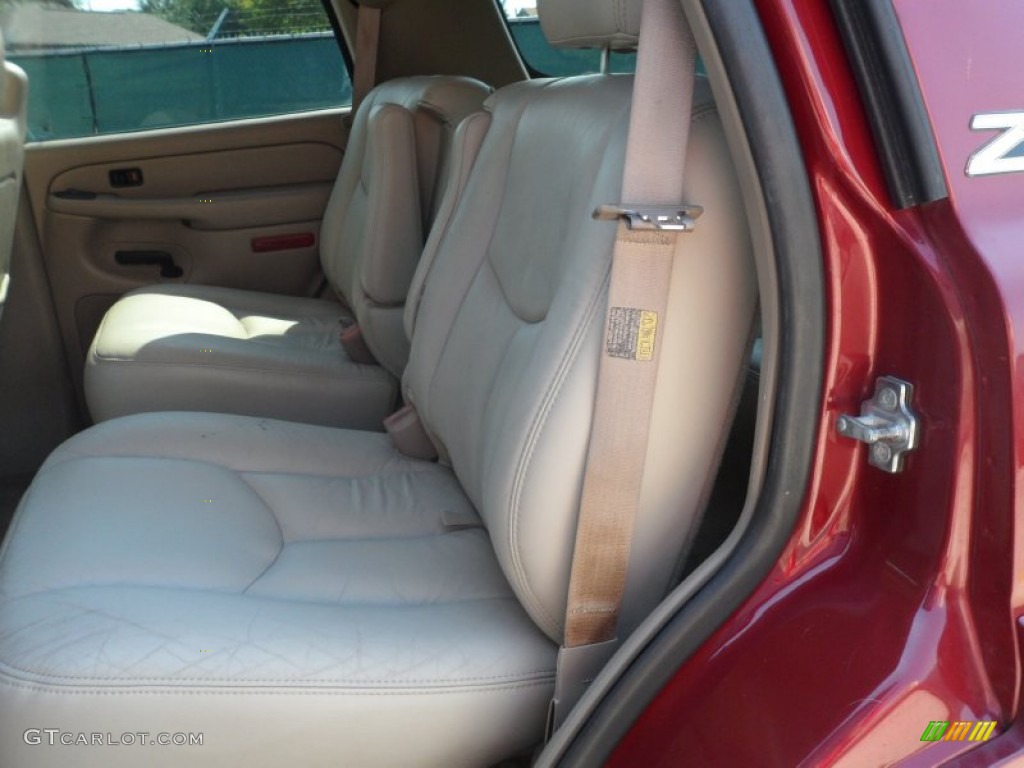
[607,307,658,361]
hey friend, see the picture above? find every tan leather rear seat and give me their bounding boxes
[0,1,758,764]
[84,76,491,430]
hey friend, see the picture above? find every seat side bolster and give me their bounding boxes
[404,110,492,345]
[359,103,424,308]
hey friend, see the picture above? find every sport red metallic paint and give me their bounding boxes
[610,1,1024,765]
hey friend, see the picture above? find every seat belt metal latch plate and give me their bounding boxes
[593,203,703,231]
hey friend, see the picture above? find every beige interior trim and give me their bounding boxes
[48,182,334,231]
[351,5,382,112]
[0,196,78,473]
[24,108,351,241]
[335,0,527,88]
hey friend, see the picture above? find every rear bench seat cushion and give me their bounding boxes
[0,413,556,767]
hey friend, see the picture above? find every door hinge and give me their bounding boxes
[836,376,920,473]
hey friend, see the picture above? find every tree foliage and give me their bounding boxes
[140,0,329,37]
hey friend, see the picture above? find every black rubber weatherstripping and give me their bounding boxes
[551,0,826,764]
[830,0,948,208]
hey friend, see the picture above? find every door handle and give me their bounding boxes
[114,250,183,278]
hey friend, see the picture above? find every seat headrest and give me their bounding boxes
[538,0,642,50]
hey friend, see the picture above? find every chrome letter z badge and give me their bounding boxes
[967,112,1024,176]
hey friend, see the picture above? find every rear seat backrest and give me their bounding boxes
[321,76,492,376]
[404,70,758,641]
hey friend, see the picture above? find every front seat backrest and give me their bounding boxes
[0,49,27,323]
[321,75,492,376]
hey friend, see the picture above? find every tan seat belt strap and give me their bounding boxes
[550,0,699,732]
[351,4,381,114]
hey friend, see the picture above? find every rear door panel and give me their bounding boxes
[24,109,347,386]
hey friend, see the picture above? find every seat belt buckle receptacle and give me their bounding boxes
[384,404,439,461]
[338,320,377,365]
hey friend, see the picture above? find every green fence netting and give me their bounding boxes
[11,34,351,141]
[8,21,675,142]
